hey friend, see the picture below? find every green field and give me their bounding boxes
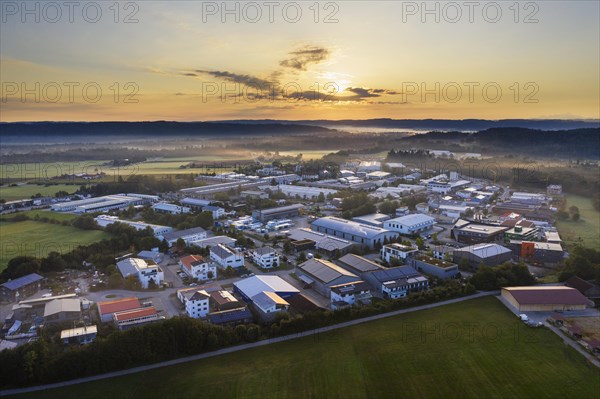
[14,297,599,399]
[0,184,79,202]
[556,194,600,250]
[0,220,110,270]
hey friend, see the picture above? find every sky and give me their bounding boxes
[1,1,599,121]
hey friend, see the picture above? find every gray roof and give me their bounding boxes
[287,228,354,251]
[44,298,81,317]
[366,266,423,284]
[190,235,236,248]
[311,217,392,240]
[258,204,304,215]
[337,254,384,273]
[1,273,43,291]
[210,244,239,259]
[234,275,299,298]
[162,227,206,242]
[253,246,276,255]
[182,290,210,302]
[385,214,435,228]
[330,280,371,295]
[298,259,358,284]
[454,244,512,258]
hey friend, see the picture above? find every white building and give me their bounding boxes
[152,202,191,214]
[277,184,338,200]
[202,205,225,219]
[311,216,399,249]
[51,193,159,213]
[162,227,208,246]
[178,288,210,318]
[94,215,173,238]
[251,291,289,316]
[116,258,164,289]
[210,244,244,269]
[179,255,217,281]
[181,198,212,210]
[383,214,436,235]
[330,281,372,310]
[189,235,237,249]
[380,243,419,263]
[358,161,381,172]
[251,247,280,269]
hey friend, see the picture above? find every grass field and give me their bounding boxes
[14,297,599,399]
[0,220,110,271]
[556,194,600,250]
[0,184,79,202]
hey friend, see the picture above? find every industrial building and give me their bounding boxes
[452,243,513,268]
[351,213,391,228]
[43,298,82,324]
[113,307,159,330]
[296,258,360,297]
[383,214,436,236]
[162,227,208,246]
[180,198,212,210]
[451,220,509,244]
[408,254,459,279]
[189,235,237,249]
[311,216,398,249]
[0,273,43,302]
[336,254,385,278]
[277,184,337,199]
[94,215,173,238]
[60,325,97,345]
[152,202,190,214]
[51,193,159,213]
[202,205,225,219]
[507,241,564,264]
[252,204,304,222]
[501,286,589,312]
[287,228,355,256]
[233,275,299,302]
[363,266,428,299]
[97,297,142,323]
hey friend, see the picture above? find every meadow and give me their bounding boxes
[14,297,599,399]
[0,220,110,271]
[0,184,80,202]
[556,194,600,250]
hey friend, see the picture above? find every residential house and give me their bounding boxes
[179,255,217,281]
[210,244,244,269]
[251,247,280,269]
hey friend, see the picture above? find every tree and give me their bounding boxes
[176,238,186,251]
[297,252,307,264]
[147,277,157,289]
[317,192,325,203]
[415,237,425,250]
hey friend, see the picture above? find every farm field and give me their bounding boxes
[0,220,110,271]
[15,297,600,399]
[556,194,600,250]
[0,184,79,202]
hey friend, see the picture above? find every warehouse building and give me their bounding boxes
[351,213,391,228]
[287,228,355,256]
[277,184,337,200]
[233,275,299,302]
[252,204,304,222]
[97,297,141,323]
[181,198,212,210]
[507,240,564,264]
[44,298,82,324]
[311,216,398,249]
[51,193,159,213]
[152,202,190,214]
[0,273,43,302]
[452,243,513,269]
[95,215,173,238]
[336,254,385,279]
[189,235,236,249]
[162,227,208,246]
[296,258,359,297]
[383,214,436,236]
[451,220,508,244]
[501,286,589,312]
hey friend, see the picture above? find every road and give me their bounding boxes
[0,291,498,397]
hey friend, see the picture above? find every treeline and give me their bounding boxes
[0,280,472,389]
[557,247,600,283]
[469,263,536,291]
[139,208,213,230]
[82,175,197,197]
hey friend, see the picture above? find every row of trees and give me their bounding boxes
[0,279,472,389]
[469,263,535,291]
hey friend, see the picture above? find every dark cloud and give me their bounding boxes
[194,70,275,89]
[279,45,330,71]
[344,87,400,99]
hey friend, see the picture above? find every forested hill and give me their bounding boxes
[404,128,600,159]
[0,121,336,139]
